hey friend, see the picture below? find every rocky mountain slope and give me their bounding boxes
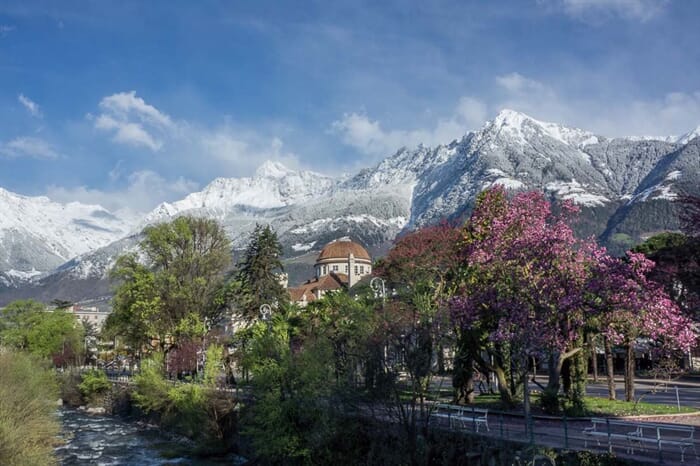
[0,188,134,288]
[1,109,698,304]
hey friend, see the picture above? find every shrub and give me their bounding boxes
[132,353,238,451]
[78,369,111,404]
[0,350,60,466]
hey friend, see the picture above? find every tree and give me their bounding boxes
[633,233,700,321]
[677,194,700,237]
[588,251,696,401]
[0,299,83,365]
[450,188,600,413]
[230,224,288,320]
[374,222,462,376]
[106,216,231,358]
[0,299,47,349]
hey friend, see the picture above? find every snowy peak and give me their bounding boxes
[143,161,337,224]
[0,187,134,273]
[676,125,700,145]
[483,109,599,147]
[255,160,295,178]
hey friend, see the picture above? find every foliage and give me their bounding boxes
[204,343,224,386]
[240,299,373,464]
[78,369,111,403]
[132,354,172,414]
[0,299,83,365]
[106,216,231,355]
[229,223,288,321]
[374,221,462,293]
[0,350,60,466]
[633,233,699,319]
[450,187,599,408]
[448,187,697,409]
[131,353,237,450]
[677,194,700,237]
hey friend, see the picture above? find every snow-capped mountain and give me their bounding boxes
[1,109,698,304]
[143,161,337,225]
[0,188,134,286]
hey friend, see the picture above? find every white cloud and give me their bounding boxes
[496,73,550,95]
[93,91,172,151]
[92,91,300,174]
[0,136,58,159]
[45,170,199,215]
[492,72,700,137]
[18,94,42,118]
[333,70,700,154]
[331,97,487,158]
[99,91,173,128]
[541,0,669,22]
[95,114,163,151]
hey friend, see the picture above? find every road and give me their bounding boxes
[581,376,700,410]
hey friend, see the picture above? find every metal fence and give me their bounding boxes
[427,409,699,465]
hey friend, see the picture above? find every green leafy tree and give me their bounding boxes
[0,299,83,365]
[242,309,339,464]
[633,232,700,319]
[0,299,47,349]
[106,216,231,358]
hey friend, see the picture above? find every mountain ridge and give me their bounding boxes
[1,109,698,304]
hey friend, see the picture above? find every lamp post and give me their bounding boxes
[259,304,272,326]
[370,277,386,302]
[199,317,211,378]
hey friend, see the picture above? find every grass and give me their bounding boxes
[423,391,698,417]
[581,397,696,417]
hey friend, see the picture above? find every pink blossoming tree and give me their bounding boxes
[451,186,696,412]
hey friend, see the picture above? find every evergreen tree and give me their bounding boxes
[233,224,288,320]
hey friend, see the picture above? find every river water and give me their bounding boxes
[55,408,245,465]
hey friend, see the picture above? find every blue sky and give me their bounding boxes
[1,0,699,213]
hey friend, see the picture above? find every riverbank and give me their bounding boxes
[55,407,246,465]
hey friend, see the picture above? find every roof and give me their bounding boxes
[317,240,371,262]
[288,272,348,303]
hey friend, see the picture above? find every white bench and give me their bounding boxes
[431,403,489,432]
[583,417,639,453]
[627,422,697,463]
[583,418,698,463]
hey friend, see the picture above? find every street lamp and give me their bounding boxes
[259,303,272,323]
[370,277,386,301]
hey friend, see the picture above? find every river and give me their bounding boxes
[55,408,245,465]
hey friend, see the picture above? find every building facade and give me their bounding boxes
[289,238,372,306]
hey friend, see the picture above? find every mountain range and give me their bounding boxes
[1,109,698,305]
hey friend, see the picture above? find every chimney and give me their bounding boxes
[348,253,355,288]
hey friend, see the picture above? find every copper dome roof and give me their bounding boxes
[317,240,371,262]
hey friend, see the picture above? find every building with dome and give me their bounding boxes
[288,238,372,306]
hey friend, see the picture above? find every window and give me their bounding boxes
[332,265,338,272]
[344,265,348,272]
[360,265,365,274]
[354,265,359,274]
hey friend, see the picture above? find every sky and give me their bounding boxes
[1,0,699,215]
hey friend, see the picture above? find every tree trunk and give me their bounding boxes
[604,337,616,400]
[590,334,598,383]
[522,371,531,434]
[624,342,635,402]
[571,349,587,412]
[493,365,515,405]
[545,347,582,395]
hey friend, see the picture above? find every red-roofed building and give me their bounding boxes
[289,238,372,306]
